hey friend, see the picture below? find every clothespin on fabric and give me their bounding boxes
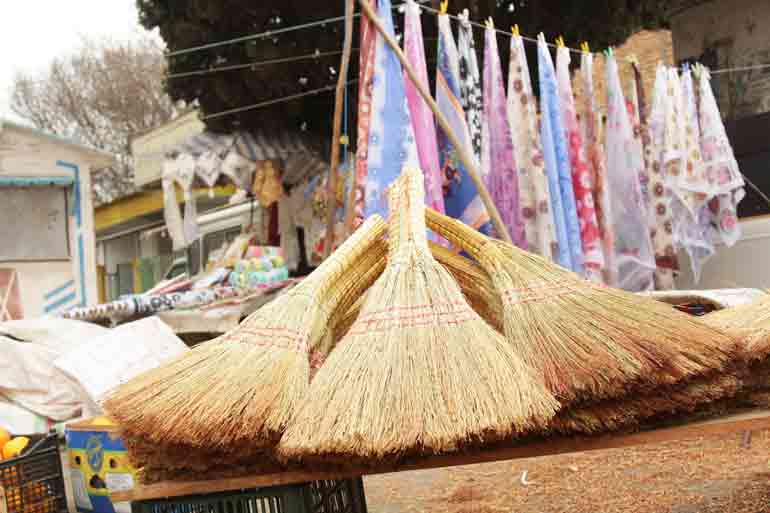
[581,41,590,54]
[512,24,520,37]
[556,36,565,48]
[485,17,494,30]
[627,54,640,67]
[439,0,448,15]
[604,47,614,58]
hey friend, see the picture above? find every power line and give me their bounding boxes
[201,80,359,120]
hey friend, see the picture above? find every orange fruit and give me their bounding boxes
[0,427,11,450]
[2,437,29,459]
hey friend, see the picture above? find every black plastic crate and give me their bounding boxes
[131,477,367,513]
[0,432,67,513]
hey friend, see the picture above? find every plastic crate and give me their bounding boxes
[131,478,367,513]
[0,432,67,513]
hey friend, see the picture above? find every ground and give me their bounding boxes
[364,430,770,512]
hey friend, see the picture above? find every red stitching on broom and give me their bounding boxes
[309,350,326,369]
[355,301,467,320]
[346,312,478,336]
[356,306,474,325]
[225,327,310,353]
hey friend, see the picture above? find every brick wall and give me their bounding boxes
[671,0,770,119]
[572,30,674,115]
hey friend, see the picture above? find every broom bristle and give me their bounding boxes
[279,168,558,464]
[425,208,737,404]
[702,295,770,362]
[104,215,387,454]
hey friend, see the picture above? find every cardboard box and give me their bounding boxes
[65,418,136,513]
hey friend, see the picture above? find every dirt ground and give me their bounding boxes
[364,429,770,513]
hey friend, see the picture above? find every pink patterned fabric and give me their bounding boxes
[579,52,616,286]
[403,0,445,218]
[556,46,605,283]
[507,35,557,259]
[482,26,525,248]
[351,0,377,229]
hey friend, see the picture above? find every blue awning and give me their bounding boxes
[0,176,75,187]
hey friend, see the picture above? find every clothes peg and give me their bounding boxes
[627,54,640,67]
[581,41,590,54]
[511,24,520,37]
[556,36,565,48]
[439,0,448,15]
[485,17,494,30]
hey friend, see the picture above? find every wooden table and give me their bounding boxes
[112,407,770,502]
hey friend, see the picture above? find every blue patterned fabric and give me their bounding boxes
[436,14,492,235]
[364,0,420,220]
[537,38,584,273]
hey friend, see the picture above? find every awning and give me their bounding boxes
[0,176,75,187]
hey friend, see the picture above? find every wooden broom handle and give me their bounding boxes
[357,0,512,244]
[324,0,356,258]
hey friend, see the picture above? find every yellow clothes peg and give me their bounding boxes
[581,41,590,54]
[556,36,565,48]
[511,24,520,37]
[439,0,448,15]
[627,53,640,67]
[485,17,494,30]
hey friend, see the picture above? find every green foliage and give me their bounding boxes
[138,0,669,136]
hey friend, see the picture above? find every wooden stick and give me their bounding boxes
[113,407,770,502]
[357,0,512,243]
[324,0,356,258]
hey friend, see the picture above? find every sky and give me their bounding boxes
[0,1,158,122]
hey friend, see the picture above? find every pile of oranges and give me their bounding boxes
[0,428,54,513]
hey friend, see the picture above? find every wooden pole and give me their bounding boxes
[324,0,356,258]
[357,0,512,243]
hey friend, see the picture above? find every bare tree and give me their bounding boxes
[11,35,179,205]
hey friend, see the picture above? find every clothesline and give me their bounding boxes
[710,63,770,75]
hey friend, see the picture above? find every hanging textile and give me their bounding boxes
[605,53,656,291]
[580,51,616,284]
[457,10,483,168]
[697,65,745,248]
[645,65,679,290]
[221,150,255,191]
[174,154,200,246]
[628,70,651,209]
[507,34,558,259]
[671,68,714,283]
[555,46,605,282]
[364,0,420,219]
[162,154,197,251]
[482,25,525,247]
[436,12,491,234]
[196,149,224,192]
[537,35,582,273]
[403,0,445,216]
[351,0,377,229]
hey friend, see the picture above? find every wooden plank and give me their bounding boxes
[112,407,770,502]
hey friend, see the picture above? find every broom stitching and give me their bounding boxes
[355,308,476,324]
[346,313,478,335]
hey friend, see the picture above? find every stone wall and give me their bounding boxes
[671,0,770,119]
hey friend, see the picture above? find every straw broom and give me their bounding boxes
[279,168,558,464]
[425,208,737,404]
[104,215,387,456]
[702,294,770,363]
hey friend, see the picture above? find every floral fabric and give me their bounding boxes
[605,54,656,291]
[457,10,484,169]
[482,27,526,247]
[351,0,377,229]
[403,0,445,217]
[579,52,616,285]
[507,35,557,259]
[697,66,745,248]
[645,65,678,290]
[436,13,491,234]
[537,36,583,273]
[556,46,605,282]
[363,0,420,220]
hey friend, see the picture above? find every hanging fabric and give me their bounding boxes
[195,149,224,194]
[482,24,526,247]
[457,10,484,169]
[507,34,558,259]
[537,35,583,273]
[352,0,377,229]
[363,0,420,219]
[672,67,714,283]
[221,150,255,191]
[161,157,188,251]
[645,65,679,290]
[177,154,201,246]
[628,69,651,209]
[697,65,745,248]
[436,11,492,235]
[605,53,656,291]
[555,45,605,283]
[579,51,616,284]
[403,0,446,217]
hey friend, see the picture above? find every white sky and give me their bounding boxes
[0,1,159,123]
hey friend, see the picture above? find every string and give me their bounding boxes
[710,63,770,75]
